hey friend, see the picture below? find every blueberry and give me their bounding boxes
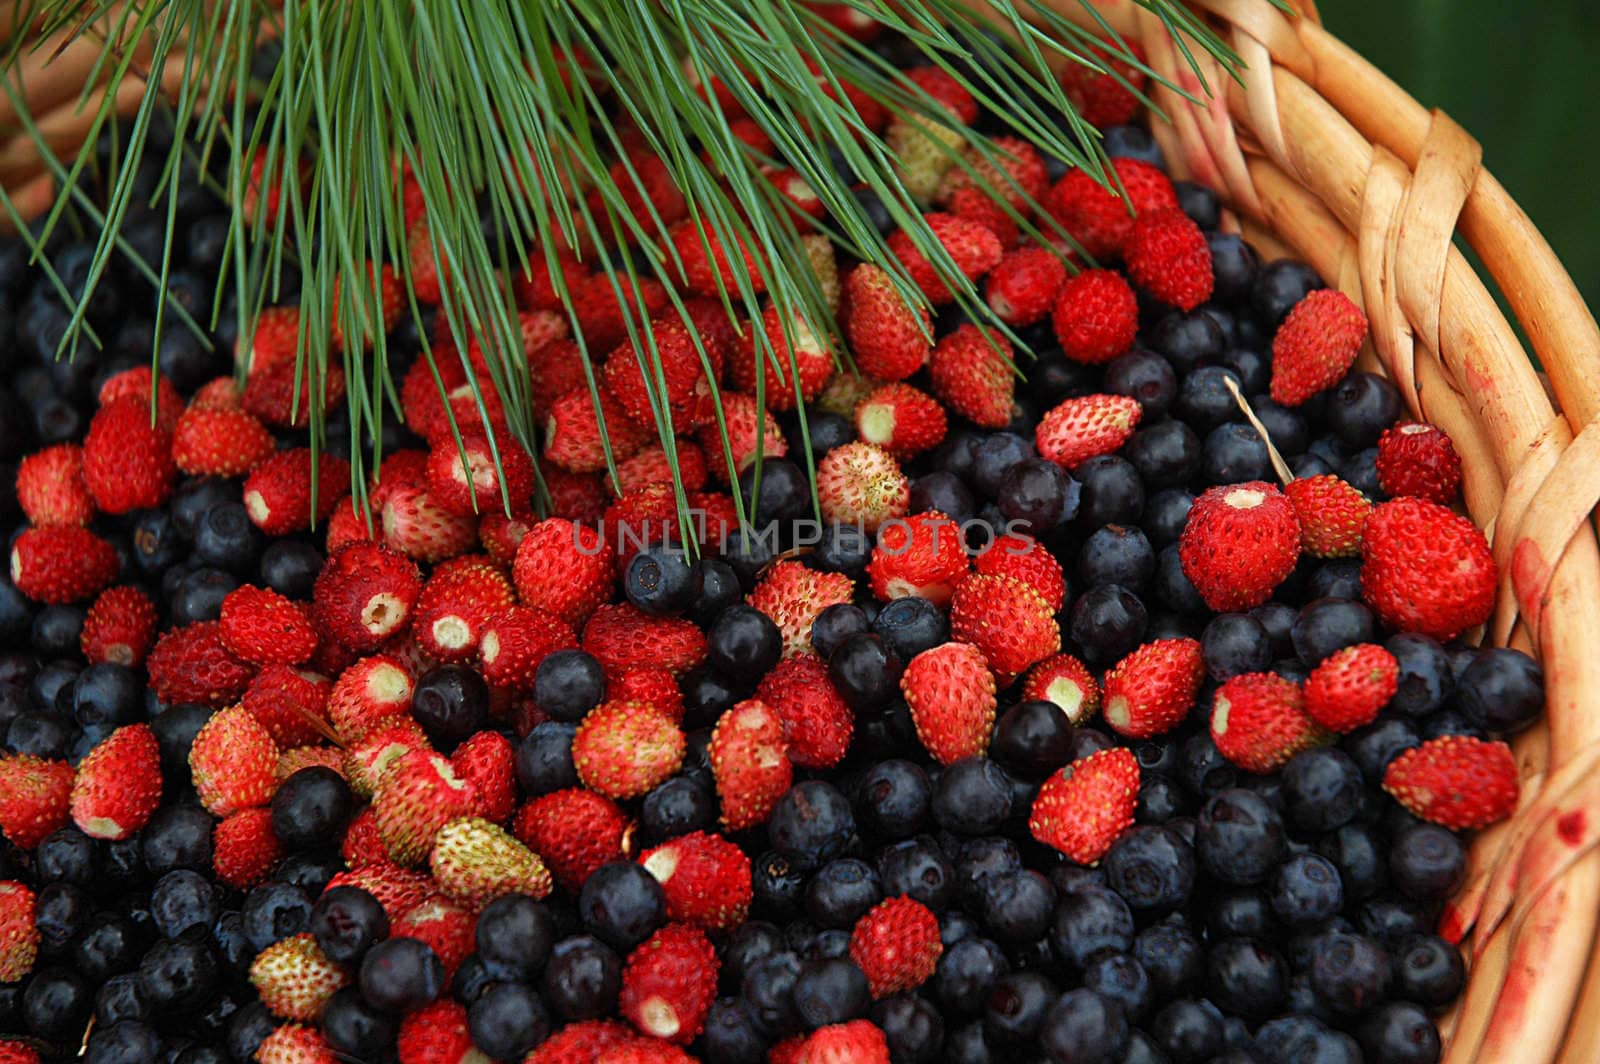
[1147,997,1225,1063]
[1050,887,1134,973]
[1343,717,1420,782]
[827,633,902,710]
[876,837,953,913]
[872,597,950,662]
[515,722,579,796]
[359,936,444,1013]
[1136,772,1191,824]
[1102,124,1165,167]
[1251,259,1322,328]
[972,433,1035,499]
[935,935,1010,1014]
[1206,886,1277,942]
[998,457,1072,536]
[1388,823,1465,902]
[36,827,98,886]
[1069,584,1148,668]
[795,411,854,462]
[1196,789,1286,885]
[1357,895,1434,949]
[1357,1001,1440,1064]
[259,540,322,600]
[75,912,143,983]
[169,567,237,625]
[1077,525,1154,593]
[639,776,717,845]
[410,664,489,750]
[1101,825,1194,914]
[1454,647,1543,735]
[721,525,777,591]
[1201,612,1271,681]
[1394,934,1465,1008]
[1310,931,1390,1017]
[1307,558,1363,601]
[192,500,264,574]
[1177,365,1244,433]
[708,604,783,685]
[910,470,976,524]
[1104,349,1178,419]
[23,965,96,1041]
[310,886,389,966]
[270,766,353,851]
[792,957,871,1029]
[811,523,872,580]
[468,982,550,1059]
[983,970,1058,1045]
[533,650,605,722]
[701,995,770,1062]
[1271,853,1345,925]
[33,881,91,955]
[991,700,1075,778]
[871,993,943,1063]
[1152,544,1208,617]
[1074,456,1144,529]
[321,985,399,1057]
[240,881,313,951]
[1124,420,1202,490]
[140,803,213,876]
[805,858,882,930]
[1291,597,1374,666]
[1384,633,1452,718]
[1317,822,1389,904]
[769,780,856,871]
[625,543,702,616]
[1202,421,1272,484]
[33,605,86,660]
[151,869,219,939]
[94,972,148,1025]
[1205,937,1286,1020]
[71,662,142,728]
[979,870,1056,944]
[854,759,931,839]
[1217,345,1270,396]
[1038,988,1129,1064]
[932,758,1014,836]
[137,930,219,1013]
[1281,748,1364,834]
[752,851,807,923]
[544,934,622,1020]
[739,458,809,530]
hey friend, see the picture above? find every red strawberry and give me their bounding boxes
[1360,497,1495,641]
[525,1020,635,1063]
[973,533,1066,612]
[815,442,910,533]
[640,831,753,932]
[344,720,431,799]
[573,701,686,800]
[1052,269,1138,365]
[327,655,414,744]
[797,1020,891,1064]
[395,999,480,1064]
[729,304,833,411]
[82,396,176,514]
[412,559,516,663]
[927,325,1014,429]
[609,669,685,724]
[256,1024,337,1064]
[214,807,282,888]
[1210,672,1328,774]
[1376,421,1462,504]
[1383,736,1518,830]
[756,656,853,769]
[1304,643,1399,733]
[450,730,516,823]
[220,585,319,665]
[329,262,403,350]
[949,572,1061,684]
[711,699,793,831]
[885,213,1004,305]
[601,318,716,433]
[393,896,475,979]
[0,756,73,850]
[844,264,931,381]
[312,542,424,652]
[430,816,552,906]
[172,406,276,477]
[849,895,941,998]
[1036,394,1142,470]
[372,750,479,865]
[0,883,38,984]
[583,604,707,677]
[937,134,1050,213]
[97,366,182,428]
[1285,475,1370,558]
[1021,655,1101,726]
[70,724,162,840]
[250,932,347,1021]
[697,392,788,483]
[748,561,854,659]
[479,606,579,691]
[513,788,629,894]
[984,246,1067,327]
[478,510,535,566]
[81,585,158,666]
[615,443,710,498]
[1060,42,1147,128]
[242,359,348,428]
[513,517,617,627]
[668,220,764,298]
[904,66,978,122]
[901,642,997,765]
[335,807,381,866]
[380,483,477,563]
[1102,638,1205,739]
[602,485,682,567]
[324,863,434,922]
[1030,747,1139,864]
[1047,158,1177,258]
[147,620,255,707]
[1179,482,1302,611]
[240,305,302,371]
[568,273,672,352]
[9,525,117,603]
[276,745,344,781]
[15,444,93,526]
[243,666,333,748]
[544,385,651,474]
[425,434,537,516]
[244,449,351,536]
[866,511,970,605]
[619,923,719,1043]
[1124,207,1212,310]
[1269,289,1368,406]
[191,705,281,816]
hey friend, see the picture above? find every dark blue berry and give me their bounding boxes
[805,858,882,930]
[359,936,444,1013]
[1454,647,1543,735]
[1281,748,1364,834]
[1101,825,1194,914]
[625,543,702,616]
[579,861,666,952]
[515,722,580,795]
[827,633,901,710]
[1196,789,1286,885]
[1103,349,1178,419]
[270,766,353,851]
[1394,934,1465,1008]
[1038,988,1128,1064]
[544,934,622,1021]
[1051,886,1134,973]
[1271,853,1345,925]
[769,780,856,871]
[872,596,949,661]
[932,758,1014,836]
[792,957,870,1029]
[309,886,389,966]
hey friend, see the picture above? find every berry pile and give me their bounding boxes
[0,16,1546,1064]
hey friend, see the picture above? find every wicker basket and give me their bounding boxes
[7,3,1600,1061]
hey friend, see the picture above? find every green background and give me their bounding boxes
[1318,0,1600,308]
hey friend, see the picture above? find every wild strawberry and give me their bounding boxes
[903,64,978,121]
[615,443,709,498]
[478,606,579,692]
[901,642,997,765]
[730,304,834,411]
[327,655,414,744]
[345,720,432,799]
[1376,421,1462,504]
[324,496,378,554]
[1285,475,1370,558]
[573,701,686,800]
[620,923,719,1043]
[945,183,1020,247]
[250,933,347,1022]
[80,585,158,666]
[380,483,477,563]
[514,789,629,893]
[276,745,344,781]
[324,863,434,922]
[949,572,1061,684]
[756,656,853,769]
[239,304,302,371]
[1052,269,1138,364]
[0,756,73,850]
[214,807,283,888]
[748,561,854,660]
[1031,747,1139,864]
[1179,482,1302,611]
[1048,157,1177,257]
[1021,655,1101,726]
[1269,289,1367,406]
[147,620,255,707]
[640,831,752,932]
[396,895,476,979]
[219,585,319,666]
[609,669,685,723]
[1060,42,1147,128]
[313,542,424,652]
[514,517,617,627]
[243,449,350,536]
[887,112,964,204]
[0,883,37,983]
[373,750,479,865]
[1210,672,1329,774]
[243,666,332,748]
[256,1024,337,1064]
[602,485,682,566]
[545,385,651,474]
[1383,736,1518,830]
[243,358,347,428]
[82,396,176,514]
[816,371,881,420]
[584,604,707,677]
[329,263,403,350]
[525,1020,635,1063]
[927,325,1014,429]
[711,699,792,831]
[424,434,537,517]
[1361,497,1495,641]
[854,381,951,462]
[411,559,515,663]
[668,219,764,298]
[698,392,788,483]
[973,533,1066,611]
[885,214,1003,305]
[1102,638,1204,739]
[796,1020,891,1064]
[396,1000,482,1064]
[1036,393,1142,470]
[449,731,515,823]
[69,723,162,840]
[477,511,533,567]
[844,264,931,381]
[9,525,117,603]
[430,816,552,907]
[172,406,276,477]
[15,444,93,526]
[601,319,716,433]
[191,705,281,816]
[937,134,1051,212]
[983,245,1067,328]
[527,339,592,424]
[866,511,969,605]
[815,441,910,533]
[97,366,182,428]
[1305,643,1399,733]
[850,895,941,998]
